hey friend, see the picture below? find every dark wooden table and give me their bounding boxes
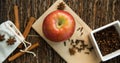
[0,0,120,63]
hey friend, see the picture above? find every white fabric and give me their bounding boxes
[0,20,36,63]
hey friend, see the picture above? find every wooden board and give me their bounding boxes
[32,0,100,63]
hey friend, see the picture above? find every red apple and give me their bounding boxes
[42,10,75,42]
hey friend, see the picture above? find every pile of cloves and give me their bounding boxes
[94,26,120,56]
[69,39,93,55]
[64,27,93,55]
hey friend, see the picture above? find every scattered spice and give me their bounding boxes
[69,47,76,55]
[80,27,83,32]
[64,41,66,46]
[77,27,81,31]
[80,32,83,36]
[70,39,74,45]
[78,48,82,52]
[69,39,92,55]
[77,27,83,32]
[80,40,88,47]
[81,39,85,42]
[80,44,88,50]
[94,26,120,56]
[7,37,16,45]
[68,38,70,41]
[87,47,94,52]
[77,27,84,36]
[57,2,65,10]
[67,26,92,55]
[75,39,80,45]
[72,45,76,48]
[75,47,79,50]
[85,52,89,54]
[0,34,5,41]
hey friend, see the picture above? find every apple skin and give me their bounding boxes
[42,10,75,42]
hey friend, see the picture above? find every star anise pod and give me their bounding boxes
[57,2,65,10]
[0,34,5,41]
[69,47,76,55]
[7,37,16,45]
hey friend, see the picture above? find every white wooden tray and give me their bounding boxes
[32,0,100,63]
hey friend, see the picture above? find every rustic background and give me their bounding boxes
[0,0,120,63]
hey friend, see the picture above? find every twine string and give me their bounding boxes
[20,40,36,57]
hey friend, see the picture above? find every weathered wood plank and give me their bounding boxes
[0,0,120,63]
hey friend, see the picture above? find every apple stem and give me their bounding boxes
[58,21,62,26]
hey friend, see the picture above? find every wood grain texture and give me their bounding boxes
[0,0,120,63]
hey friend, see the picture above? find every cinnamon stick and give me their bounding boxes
[14,5,20,30]
[23,17,36,38]
[18,17,36,48]
[8,42,39,62]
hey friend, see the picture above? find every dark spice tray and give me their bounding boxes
[90,21,120,61]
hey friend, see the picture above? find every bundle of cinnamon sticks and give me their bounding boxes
[8,4,39,62]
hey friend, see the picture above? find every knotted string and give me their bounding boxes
[20,40,36,57]
[4,21,36,57]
